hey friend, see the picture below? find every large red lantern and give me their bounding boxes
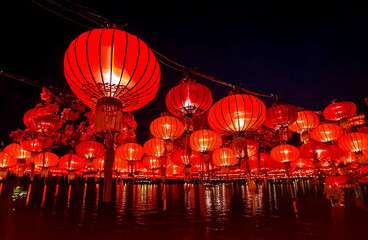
[263,103,297,130]
[34,152,59,170]
[288,110,319,143]
[207,94,266,135]
[143,138,165,157]
[21,138,52,153]
[59,154,86,171]
[323,101,356,121]
[248,152,281,172]
[0,151,17,179]
[299,141,330,162]
[212,147,238,168]
[116,142,144,161]
[270,144,300,164]
[4,143,31,162]
[76,141,105,164]
[309,123,344,143]
[23,106,60,134]
[64,28,161,131]
[338,132,368,164]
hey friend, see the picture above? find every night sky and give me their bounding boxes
[1,1,368,145]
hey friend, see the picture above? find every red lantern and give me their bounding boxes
[248,152,281,172]
[23,106,60,134]
[172,149,200,166]
[150,114,184,140]
[142,156,161,170]
[338,132,368,164]
[143,138,165,157]
[325,175,347,186]
[270,144,300,163]
[166,163,184,177]
[189,128,222,153]
[288,110,319,143]
[165,78,212,117]
[263,103,297,130]
[4,143,31,161]
[327,144,345,162]
[323,101,356,121]
[116,142,144,161]
[207,94,266,134]
[231,138,259,159]
[21,138,52,153]
[290,158,313,170]
[0,151,17,179]
[309,123,344,143]
[59,154,86,171]
[76,141,105,162]
[212,147,238,167]
[93,157,105,171]
[64,28,161,131]
[114,154,129,172]
[34,152,59,168]
[299,141,330,162]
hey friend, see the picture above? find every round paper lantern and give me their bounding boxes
[338,132,368,153]
[165,78,212,118]
[189,128,222,153]
[212,147,238,167]
[288,110,319,134]
[49,167,68,175]
[299,141,330,162]
[93,157,105,171]
[76,141,105,161]
[59,153,86,171]
[34,152,59,168]
[166,163,184,176]
[231,137,259,159]
[290,158,313,170]
[309,123,344,143]
[114,154,129,172]
[116,142,144,161]
[64,28,161,130]
[263,103,297,130]
[323,101,356,121]
[172,149,200,166]
[248,152,281,172]
[4,143,31,161]
[142,156,161,170]
[207,94,266,134]
[270,144,300,163]
[150,114,184,140]
[327,144,345,161]
[0,151,17,169]
[21,138,52,153]
[325,175,348,186]
[143,138,165,157]
[23,106,60,134]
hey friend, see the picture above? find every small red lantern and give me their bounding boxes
[143,138,165,157]
[288,110,319,143]
[290,158,313,170]
[309,123,344,143]
[4,143,31,162]
[116,142,144,162]
[166,163,184,177]
[23,106,60,134]
[207,94,266,134]
[270,144,300,164]
[150,113,184,140]
[0,151,17,179]
[114,154,129,172]
[338,132,368,164]
[189,128,222,154]
[248,152,281,172]
[21,138,52,153]
[142,156,161,170]
[64,28,161,131]
[76,141,105,165]
[212,147,238,168]
[325,175,347,186]
[264,103,298,130]
[299,141,330,162]
[172,149,200,166]
[34,152,59,168]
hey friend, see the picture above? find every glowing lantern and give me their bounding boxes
[231,138,259,159]
[263,103,297,142]
[290,158,313,170]
[248,152,281,172]
[327,144,345,162]
[323,101,356,121]
[23,106,60,134]
[93,157,105,171]
[64,28,161,131]
[114,154,129,172]
[309,123,344,143]
[4,143,31,162]
[299,141,330,162]
[207,94,266,134]
[270,144,300,164]
[59,154,86,171]
[0,151,17,179]
[212,147,238,168]
[116,142,144,161]
[172,149,200,166]
[142,156,161,170]
[166,163,184,177]
[21,138,51,153]
[165,78,212,130]
[338,132,368,164]
[34,152,59,177]
[288,110,319,143]
[143,138,165,157]
[325,175,347,186]
[189,128,222,160]
[76,141,105,166]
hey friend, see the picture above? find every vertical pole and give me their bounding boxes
[103,130,114,202]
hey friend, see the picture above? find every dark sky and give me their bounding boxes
[1,1,368,145]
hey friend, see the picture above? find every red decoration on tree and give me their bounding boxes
[64,28,161,131]
[207,94,266,135]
